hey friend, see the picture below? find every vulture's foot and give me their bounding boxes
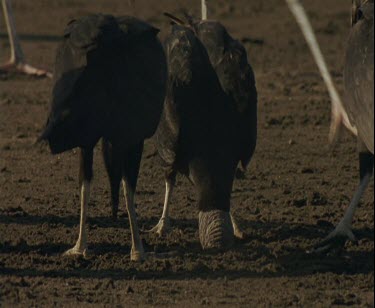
[148,217,171,237]
[64,245,90,258]
[308,222,357,255]
[0,61,52,78]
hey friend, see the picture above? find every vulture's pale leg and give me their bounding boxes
[122,143,145,261]
[64,181,90,256]
[230,213,246,240]
[149,179,175,236]
[123,180,145,261]
[310,174,371,254]
[0,0,52,77]
[64,149,93,257]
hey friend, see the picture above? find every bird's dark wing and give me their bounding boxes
[196,21,258,168]
[344,3,374,153]
[53,14,120,97]
[116,16,160,39]
[106,16,166,148]
[40,14,123,153]
[155,98,180,168]
[155,25,194,168]
[156,25,218,169]
[226,39,258,168]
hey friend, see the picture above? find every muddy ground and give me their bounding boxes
[0,0,374,306]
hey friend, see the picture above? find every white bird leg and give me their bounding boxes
[1,0,52,77]
[230,213,246,240]
[64,181,90,257]
[149,180,174,236]
[311,173,372,254]
[149,179,246,240]
[2,0,23,63]
[285,0,357,142]
[202,0,208,20]
[123,179,145,262]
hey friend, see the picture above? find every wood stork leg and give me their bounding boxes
[0,0,52,77]
[202,0,208,20]
[309,151,373,255]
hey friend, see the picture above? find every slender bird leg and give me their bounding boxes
[123,179,145,262]
[148,178,175,236]
[230,213,247,240]
[311,150,374,254]
[64,149,93,257]
[0,0,52,77]
[202,0,208,20]
[310,174,371,254]
[310,150,373,255]
[122,143,145,262]
[285,0,357,143]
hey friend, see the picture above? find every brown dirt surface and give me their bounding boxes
[0,0,374,307]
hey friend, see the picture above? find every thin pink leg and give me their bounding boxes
[1,0,52,78]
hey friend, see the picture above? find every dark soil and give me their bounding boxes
[0,0,373,306]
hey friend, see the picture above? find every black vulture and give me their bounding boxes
[313,0,374,253]
[39,14,167,260]
[194,20,258,176]
[150,17,257,250]
[0,0,51,77]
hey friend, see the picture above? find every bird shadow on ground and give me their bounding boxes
[0,240,135,257]
[0,213,131,229]
[0,217,373,281]
[278,248,374,277]
[0,247,373,281]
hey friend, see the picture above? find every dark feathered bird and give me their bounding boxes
[345,0,374,154]
[39,14,167,260]
[150,17,257,250]
[194,20,258,174]
[313,0,374,254]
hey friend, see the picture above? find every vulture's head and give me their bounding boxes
[166,25,211,85]
[196,21,254,112]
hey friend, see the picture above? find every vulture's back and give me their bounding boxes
[195,21,258,168]
[344,2,374,153]
[41,14,166,154]
[156,25,235,171]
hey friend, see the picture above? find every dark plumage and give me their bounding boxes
[152,18,257,249]
[41,15,165,154]
[312,0,374,254]
[345,0,374,154]
[39,14,167,260]
[194,20,258,171]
